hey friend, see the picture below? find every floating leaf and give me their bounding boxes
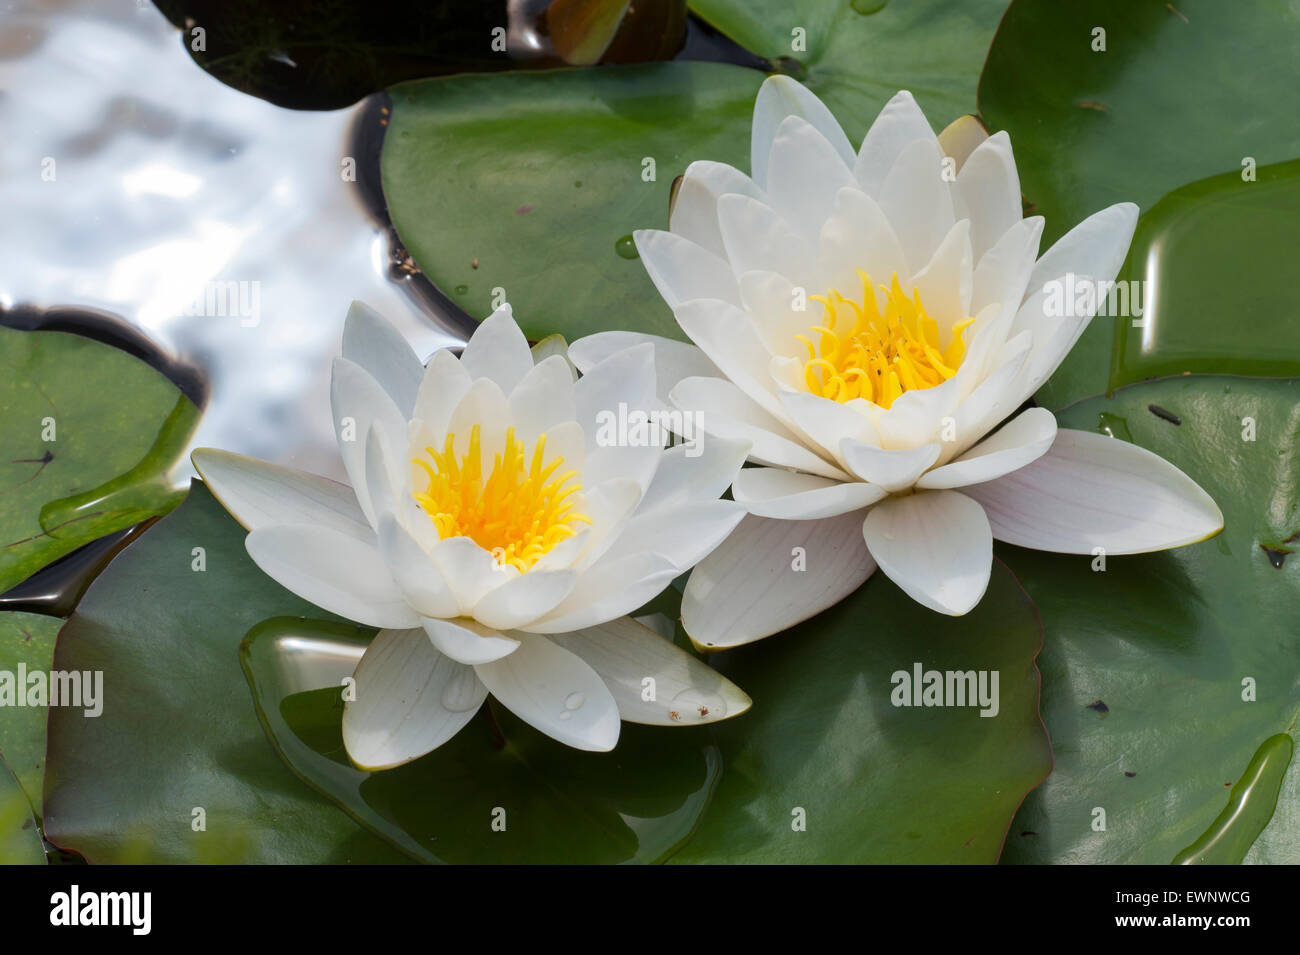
[1001,377,1300,864]
[383,62,762,342]
[978,0,1300,408]
[670,561,1051,863]
[0,612,60,816]
[0,759,43,865]
[0,327,199,595]
[41,482,410,863]
[241,617,721,863]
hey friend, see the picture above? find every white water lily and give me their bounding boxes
[193,303,752,766]
[571,77,1223,645]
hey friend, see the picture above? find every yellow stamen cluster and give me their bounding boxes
[799,271,975,408]
[413,425,592,572]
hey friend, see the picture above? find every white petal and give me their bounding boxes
[508,354,576,443]
[1027,202,1139,299]
[547,617,751,726]
[459,304,534,394]
[877,136,955,277]
[342,628,485,769]
[431,537,510,614]
[599,499,746,570]
[1008,282,1097,406]
[671,376,847,479]
[669,160,765,259]
[733,468,886,519]
[331,357,409,528]
[910,219,973,335]
[971,216,1043,319]
[632,229,741,308]
[840,439,940,491]
[751,74,854,189]
[424,616,520,665]
[861,490,992,615]
[568,330,721,405]
[683,511,876,649]
[342,301,423,417]
[573,476,643,570]
[192,449,372,543]
[474,633,621,751]
[673,298,796,426]
[245,523,419,628]
[778,391,878,462]
[412,347,472,442]
[472,569,578,631]
[963,428,1223,554]
[940,331,1033,462]
[918,406,1057,490]
[636,436,750,513]
[377,515,459,618]
[446,376,512,470]
[854,90,939,198]
[764,115,859,246]
[955,131,1022,261]
[525,552,680,634]
[870,373,966,451]
[817,187,908,296]
[716,194,819,286]
[576,343,661,492]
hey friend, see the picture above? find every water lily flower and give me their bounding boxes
[193,303,751,767]
[571,77,1222,646]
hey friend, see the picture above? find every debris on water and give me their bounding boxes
[1087,699,1110,716]
[1147,404,1182,425]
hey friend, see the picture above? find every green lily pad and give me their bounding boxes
[0,327,199,595]
[978,0,1300,409]
[41,482,410,864]
[383,62,763,342]
[670,561,1051,863]
[0,612,61,816]
[241,617,721,864]
[689,0,1009,137]
[382,0,1009,344]
[1000,376,1300,864]
[1111,159,1300,390]
[0,759,43,865]
[152,0,521,111]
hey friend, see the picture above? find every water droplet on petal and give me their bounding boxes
[564,691,585,710]
[614,235,639,259]
[441,669,482,712]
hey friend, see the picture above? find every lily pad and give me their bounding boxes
[1111,159,1300,389]
[689,0,1009,137]
[670,561,1052,863]
[152,0,520,111]
[382,0,1009,344]
[0,612,61,816]
[1000,376,1300,864]
[978,0,1300,409]
[0,327,199,595]
[241,617,721,864]
[0,759,43,865]
[41,482,410,864]
[383,62,763,342]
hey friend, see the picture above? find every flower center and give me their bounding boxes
[799,271,975,408]
[413,425,592,572]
